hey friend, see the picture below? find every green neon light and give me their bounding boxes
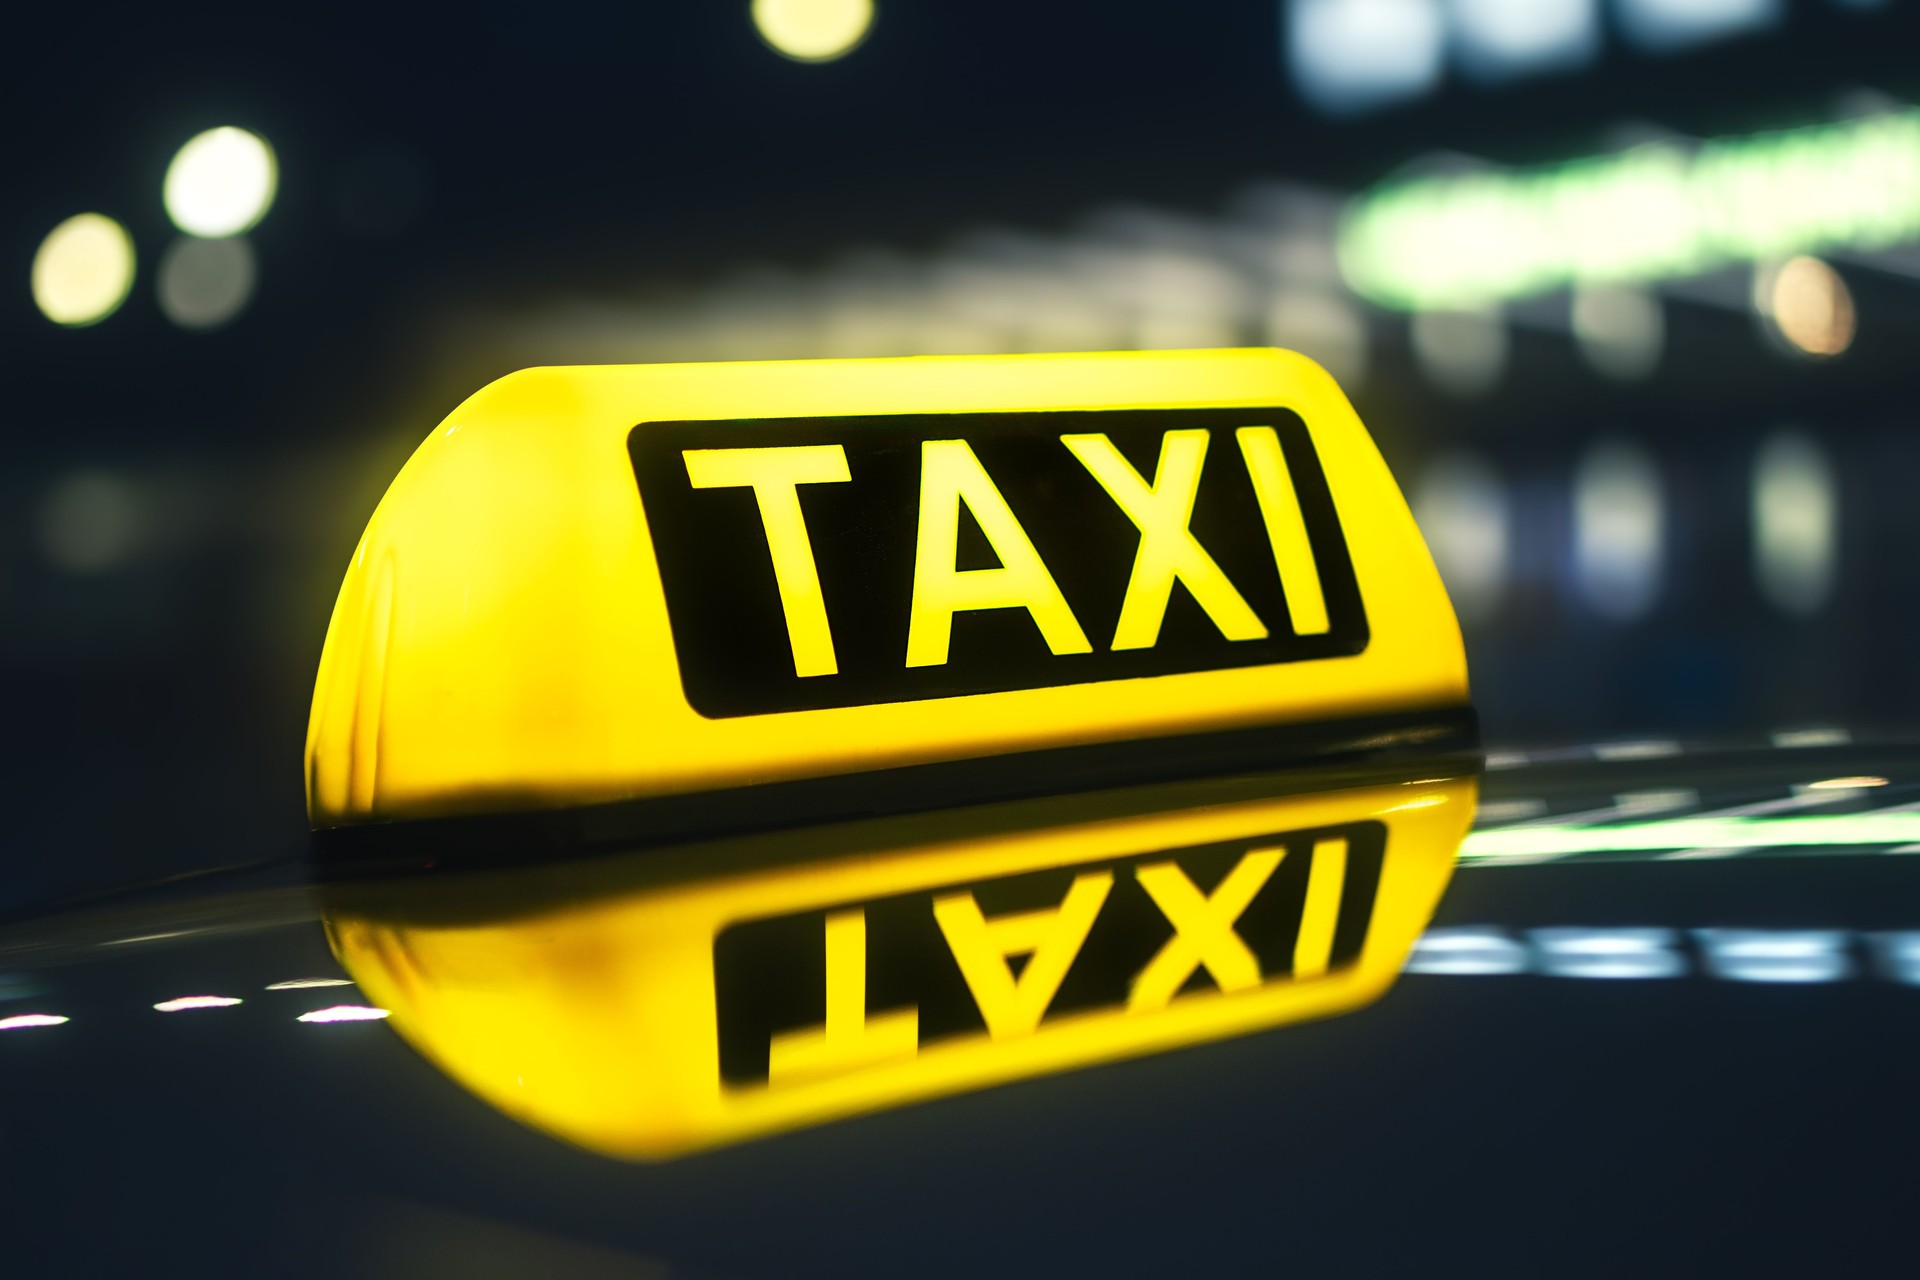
[1460,812,1920,861]
[1339,110,1920,310]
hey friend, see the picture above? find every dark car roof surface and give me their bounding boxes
[1,735,1914,1278]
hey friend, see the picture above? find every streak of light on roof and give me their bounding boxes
[1461,811,1920,861]
[0,1014,71,1030]
[153,996,244,1013]
[296,1005,390,1024]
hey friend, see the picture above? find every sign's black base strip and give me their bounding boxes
[310,705,1478,878]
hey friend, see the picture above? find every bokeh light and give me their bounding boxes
[1404,927,1529,975]
[1413,453,1510,622]
[38,472,141,573]
[164,127,278,237]
[1340,109,1920,312]
[157,236,257,330]
[1695,929,1852,983]
[1290,0,1445,114]
[31,214,136,327]
[1762,255,1855,358]
[1751,429,1836,615]
[752,0,874,62]
[1450,0,1599,82]
[1532,927,1685,979]
[1410,307,1507,395]
[1616,0,1780,53]
[1572,284,1663,380]
[1264,289,1369,387]
[1574,439,1664,621]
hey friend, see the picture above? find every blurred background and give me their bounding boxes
[8,0,1919,907]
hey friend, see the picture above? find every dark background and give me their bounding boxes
[7,0,1919,908]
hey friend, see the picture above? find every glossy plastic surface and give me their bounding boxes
[306,350,1465,826]
[325,769,1475,1159]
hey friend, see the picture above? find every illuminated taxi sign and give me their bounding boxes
[325,771,1474,1159]
[636,408,1365,715]
[307,350,1463,826]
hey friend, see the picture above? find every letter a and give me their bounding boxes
[905,439,1091,667]
[934,871,1112,1038]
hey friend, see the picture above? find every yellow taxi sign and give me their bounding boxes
[324,768,1476,1159]
[307,349,1464,827]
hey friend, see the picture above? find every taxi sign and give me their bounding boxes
[307,350,1465,828]
[324,768,1476,1159]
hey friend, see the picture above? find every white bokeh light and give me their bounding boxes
[1572,285,1663,380]
[1616,0,1780,52]
[1413,453,1511,623]
[752,0,874,62]
[1573,439,1664,621]
[1696,930,1852,984]
[32,213,136,327]
[1290,0,1445,115]
[1448,0,1598,82]
[157,235,257,330]
[1411,307,1508,396]
[164,127,278,237]
[1751,429,1836,616]
[1265,289,1369,387]
[38,471,141,573]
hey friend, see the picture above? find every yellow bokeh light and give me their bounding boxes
[164,127,278,238]
[752,0,874,61]
[31,214,136,328]
[1764,256,1855,358]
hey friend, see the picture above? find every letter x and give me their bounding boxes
[1063,429,1268,651]
[1128,849,1283,1012]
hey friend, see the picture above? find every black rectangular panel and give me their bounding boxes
[712,820,1387,1086]
[630,407,1368,718]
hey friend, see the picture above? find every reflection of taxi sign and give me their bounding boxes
[307,350,1465,827]
[723,815,1384,1084]
[325,771,1474,1159]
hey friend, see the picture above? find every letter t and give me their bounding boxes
[683,445,851,677]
